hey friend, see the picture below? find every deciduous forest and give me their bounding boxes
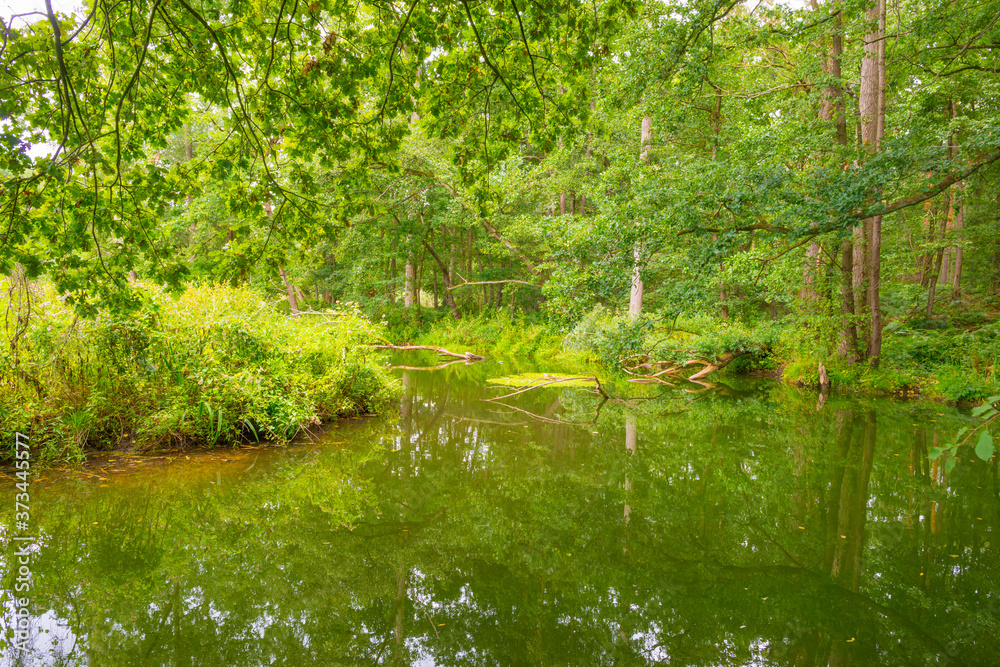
[3,2,1000,664]
[3,0,1000,455]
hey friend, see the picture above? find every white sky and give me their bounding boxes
[4,0,813,24]
[2,0,83,26]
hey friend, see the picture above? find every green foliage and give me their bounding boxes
[411,311,565,359]
[0,282,397,462]
[934,394,999,470]
[565,309,653,369]
[563,307,776,374]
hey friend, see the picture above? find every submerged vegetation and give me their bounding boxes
[1,281,396,461]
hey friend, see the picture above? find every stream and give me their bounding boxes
[2,358,998,665]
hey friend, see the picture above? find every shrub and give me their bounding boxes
[0,281,397,462]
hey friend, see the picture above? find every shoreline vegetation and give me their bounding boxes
[4,1,1000,470]
[1,282,397,464]
[3,277,997,465]
[396,304,1000,406]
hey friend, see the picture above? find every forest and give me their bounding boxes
[4,1,1000,664]
[3,0,1000,458]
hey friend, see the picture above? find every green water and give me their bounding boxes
[2,360,998,665]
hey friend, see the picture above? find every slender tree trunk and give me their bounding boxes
[629,245,644,317]
[422,239,460,318]
[432,269,439,309]
[838,239,859,361]
[279,266,298,315]
[708,88,731,318]
[416,246,426,317]
[185,127,197,263]
[404,237,416,309]
[388,257,396,304]
[629,114,653,318]
[951,182,965,296]
[918,197,936,286]
[859,0,886,365]
[487,253,495,304]
[926,106,957,318]
[476,253,485,313]
[814,8,858,360]
[804,9,831,305]
[495,259,505,308]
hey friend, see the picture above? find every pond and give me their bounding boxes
[1,358,998,665]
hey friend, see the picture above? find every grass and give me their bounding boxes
[1,281,398,463]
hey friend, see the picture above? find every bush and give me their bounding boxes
[563,308,776,374]
[930,365,997,403]
[0,281,398,462]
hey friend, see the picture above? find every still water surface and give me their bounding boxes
[2,359,998,665]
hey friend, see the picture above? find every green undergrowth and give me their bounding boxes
[781,316,1000,403]
[396,311,575,361]
[388,304,1000,405]
[563,307,779,375]
[1,282,398,463]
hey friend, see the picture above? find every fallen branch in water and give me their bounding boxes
[484,375,609,401]
[622,351,748,382]
[371,344,486,362]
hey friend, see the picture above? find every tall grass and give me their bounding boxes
[1,280,397,462]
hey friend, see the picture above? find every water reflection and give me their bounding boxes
[2,362,998,666]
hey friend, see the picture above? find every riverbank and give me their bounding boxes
[1,283,398,464]
[388,306,1000,406]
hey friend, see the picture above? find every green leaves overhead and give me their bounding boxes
[1,0,634,309]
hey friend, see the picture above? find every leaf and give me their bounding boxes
[945,458,957,474]
[971,403,997,418]
[975,430,994,462]
[928,446,942,460]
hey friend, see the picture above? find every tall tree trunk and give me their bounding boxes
[838,239,859,361]
[422,239,460,319]
[951,182,965,297]
[918,196,936,287]
[629,245,644,318]
[186,127,197,262]
[404,237,416,308]
[487,252,495,304]
[416,245,426,318]
[629,115,653,318]
[804,7,831,305]
[495,258,505,308]
[708,87,731,318]
[432,268,439,309]
[388,257,396,304]
[926,105,957,319]
[815,8,858,360]
[859,0,886,365]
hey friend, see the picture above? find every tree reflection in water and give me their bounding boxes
[2,362,997,666]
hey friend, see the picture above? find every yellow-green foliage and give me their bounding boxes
[412,313,568,359]
[1,281,398,462]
